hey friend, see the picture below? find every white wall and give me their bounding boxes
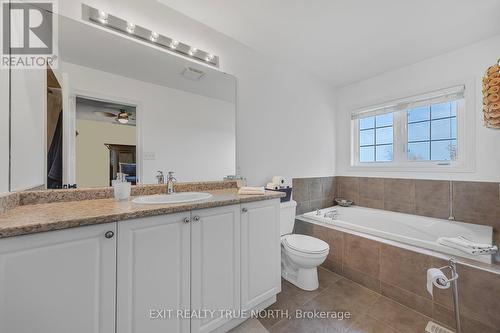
[76,119,136,187]
[58,0,336,186]
[62,62,236,184]
[336,34,500,182]
[10,69,45,191]
[0,69,9,194]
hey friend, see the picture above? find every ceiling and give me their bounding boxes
[76,97,137,126]
[158,0,500,87]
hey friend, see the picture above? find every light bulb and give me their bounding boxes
[150,32,159,42]
[98,10,108,24]
[188,47,197,56]
[118,118,129,124]
[169,40,179,49]
[126,22,135,34]
[205,53,214,62]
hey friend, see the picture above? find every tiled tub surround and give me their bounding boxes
[293,176,500,250]
[294,219,500,333]
[292,177,336,215]
[336,176,500,247]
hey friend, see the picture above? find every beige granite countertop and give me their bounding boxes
[0,189,284,238]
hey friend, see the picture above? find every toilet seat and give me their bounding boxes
[281,234,329,255]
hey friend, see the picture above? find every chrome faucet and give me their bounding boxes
[324,209,339,220]
[156,171,164,184]
[167,171,177,194]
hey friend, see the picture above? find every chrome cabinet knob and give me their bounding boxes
[193,216,200,222]
[104,231,114,239]
[241,208,248,213]
[183,217,190,223]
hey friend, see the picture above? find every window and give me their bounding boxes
[407,102,457,161]
[359,113,393,162]
[351,85,470,170]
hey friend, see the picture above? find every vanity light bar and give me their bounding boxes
[81,4,219,67]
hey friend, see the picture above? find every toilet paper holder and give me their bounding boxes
[435,259,459,287]
[438,258,461,333]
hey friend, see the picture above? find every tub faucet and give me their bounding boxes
[167,171,177,194]
[324,209,339,220]
[156,171,164,184]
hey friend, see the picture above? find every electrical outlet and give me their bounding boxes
[143,152,156,160]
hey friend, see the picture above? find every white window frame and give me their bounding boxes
[350,81,476,173]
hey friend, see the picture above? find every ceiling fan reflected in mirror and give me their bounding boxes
[117,110,129,124]
[93,109,132,124]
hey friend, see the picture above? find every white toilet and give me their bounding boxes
[280,200,329,291]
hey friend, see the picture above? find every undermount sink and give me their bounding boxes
[132,192,213,204]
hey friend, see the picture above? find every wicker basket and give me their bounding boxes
[482,60,500,128]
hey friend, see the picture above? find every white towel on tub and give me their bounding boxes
[437,237,497,255]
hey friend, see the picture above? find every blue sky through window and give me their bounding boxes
[407,102,457,161]
[359,113,393,162]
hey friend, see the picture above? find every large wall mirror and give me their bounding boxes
[9,12,236,191]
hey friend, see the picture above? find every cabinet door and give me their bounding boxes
[241,199,281,311]
[191,205,241,333]
[0,223,116,333]
[116,213,190,333]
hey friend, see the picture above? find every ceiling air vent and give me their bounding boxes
[181,67,205,81]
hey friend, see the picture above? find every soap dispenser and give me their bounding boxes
[113,173,131,201]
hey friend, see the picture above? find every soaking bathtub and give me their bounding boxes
[298,206,494,264]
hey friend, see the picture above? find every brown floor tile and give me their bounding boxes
[342,266,381,293]
[259,271,342,330]
[322,258,343,275]
[270,279,380,333]
[258,279,323,329]
[381,282,433,317]
[432,303,500,333]
[368,297,430,333]
[318,266,343,289]
[346,314,399,333]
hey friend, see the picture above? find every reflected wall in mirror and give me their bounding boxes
[9,13,236,191]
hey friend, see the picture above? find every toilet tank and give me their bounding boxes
[280,200,297,236]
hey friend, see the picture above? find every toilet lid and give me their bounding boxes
[282,234,329,254]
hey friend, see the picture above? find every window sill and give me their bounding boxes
[348,161,475,173]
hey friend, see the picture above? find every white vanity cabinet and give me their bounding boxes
[0,222,117,333]
[0,198,281,333]
[240,200,281,311]
[191,205,241,333]
[116,212,191,333]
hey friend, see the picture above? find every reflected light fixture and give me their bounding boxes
[126,22,135,34]
[117,111,129,124]
[150,32,159,42]
[98,10,108,24]
[169,40,179,49]
[83,4,219,67]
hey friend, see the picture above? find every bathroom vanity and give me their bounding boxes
[0,186,283,333]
